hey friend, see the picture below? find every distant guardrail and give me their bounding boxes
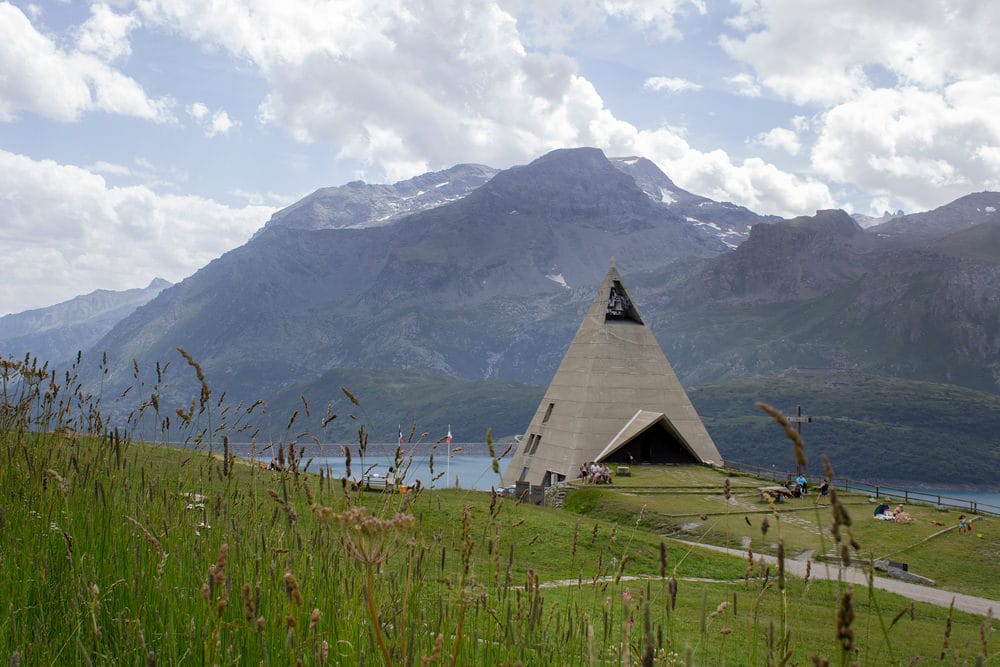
[723,460,1000,517]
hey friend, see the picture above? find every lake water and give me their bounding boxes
[250,444,999,507]
[908,487,1000,510]
[304,454,511,491]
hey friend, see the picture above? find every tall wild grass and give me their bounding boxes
[0,352,994,665]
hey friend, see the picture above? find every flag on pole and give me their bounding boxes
[398,425,405,444]
[446,424,453,444]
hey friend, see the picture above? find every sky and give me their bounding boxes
[2,0,999,315]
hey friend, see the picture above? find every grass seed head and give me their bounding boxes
[837,587,855,652]
[284,571,304,605]
[756,402,807,469]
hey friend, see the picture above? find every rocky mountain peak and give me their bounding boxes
[785,209,865,237]
[474,147,645,212]
[869,191,1000,240]
[261,162,498,234]
[610,155,696,206]
[672,208,873,306]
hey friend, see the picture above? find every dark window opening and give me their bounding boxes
[542,403,554,423]
[541,471,565,487]
[601,422,699,465]
[605,281,643,323]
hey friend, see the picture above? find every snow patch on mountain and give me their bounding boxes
[263,164,498,234]
[546,273,570,288]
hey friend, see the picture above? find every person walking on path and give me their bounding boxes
[816,478,830,503]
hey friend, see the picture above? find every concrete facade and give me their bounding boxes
[500,266,722,487]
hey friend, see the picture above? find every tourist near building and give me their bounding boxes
[501,263,722,488]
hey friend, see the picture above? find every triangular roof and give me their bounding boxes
[501,265,722,487]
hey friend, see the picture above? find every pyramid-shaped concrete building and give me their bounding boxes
[501,265,722,487]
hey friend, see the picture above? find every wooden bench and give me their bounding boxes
[616,466,631,477]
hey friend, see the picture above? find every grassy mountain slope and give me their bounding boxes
[688,371,1000,485]
[261,367,544,444]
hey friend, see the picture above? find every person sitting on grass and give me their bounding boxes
[892,504,912,524]
[600,464,612,484]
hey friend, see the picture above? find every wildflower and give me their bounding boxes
[332,506,415,566]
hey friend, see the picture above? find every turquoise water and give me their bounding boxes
[911,487,1000,510]
[289,448,1000,506]
[305,454,510,491]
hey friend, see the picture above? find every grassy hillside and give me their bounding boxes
[561,465,1000,600]
[3,356,998,664]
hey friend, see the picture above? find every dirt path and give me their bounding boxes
[673,540,997,618]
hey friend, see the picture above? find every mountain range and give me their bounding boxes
[7,148,1000,485]
[0,278,170,365]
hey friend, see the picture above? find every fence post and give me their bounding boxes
[875,485,879,499]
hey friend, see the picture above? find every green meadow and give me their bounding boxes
[1,355,996,665]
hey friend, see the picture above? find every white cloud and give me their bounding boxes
[186,101,238,136]
[753,127,801,155]
[0,150,275,315]
[75,3,137,62]
[230,189,295,207]
[718,0,1000,211]
[0,2,172,123]
[133,0,830,216]
[726,73,761,98]
[811,82,1000,210]
[186,101,209,120]
[496,0,704,47]
[602,0,707,40]
[89,160,132,176]
[644,76,702,93]
[207,109,236,136]
[722,0,1000,105]
[564,115,836,215]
